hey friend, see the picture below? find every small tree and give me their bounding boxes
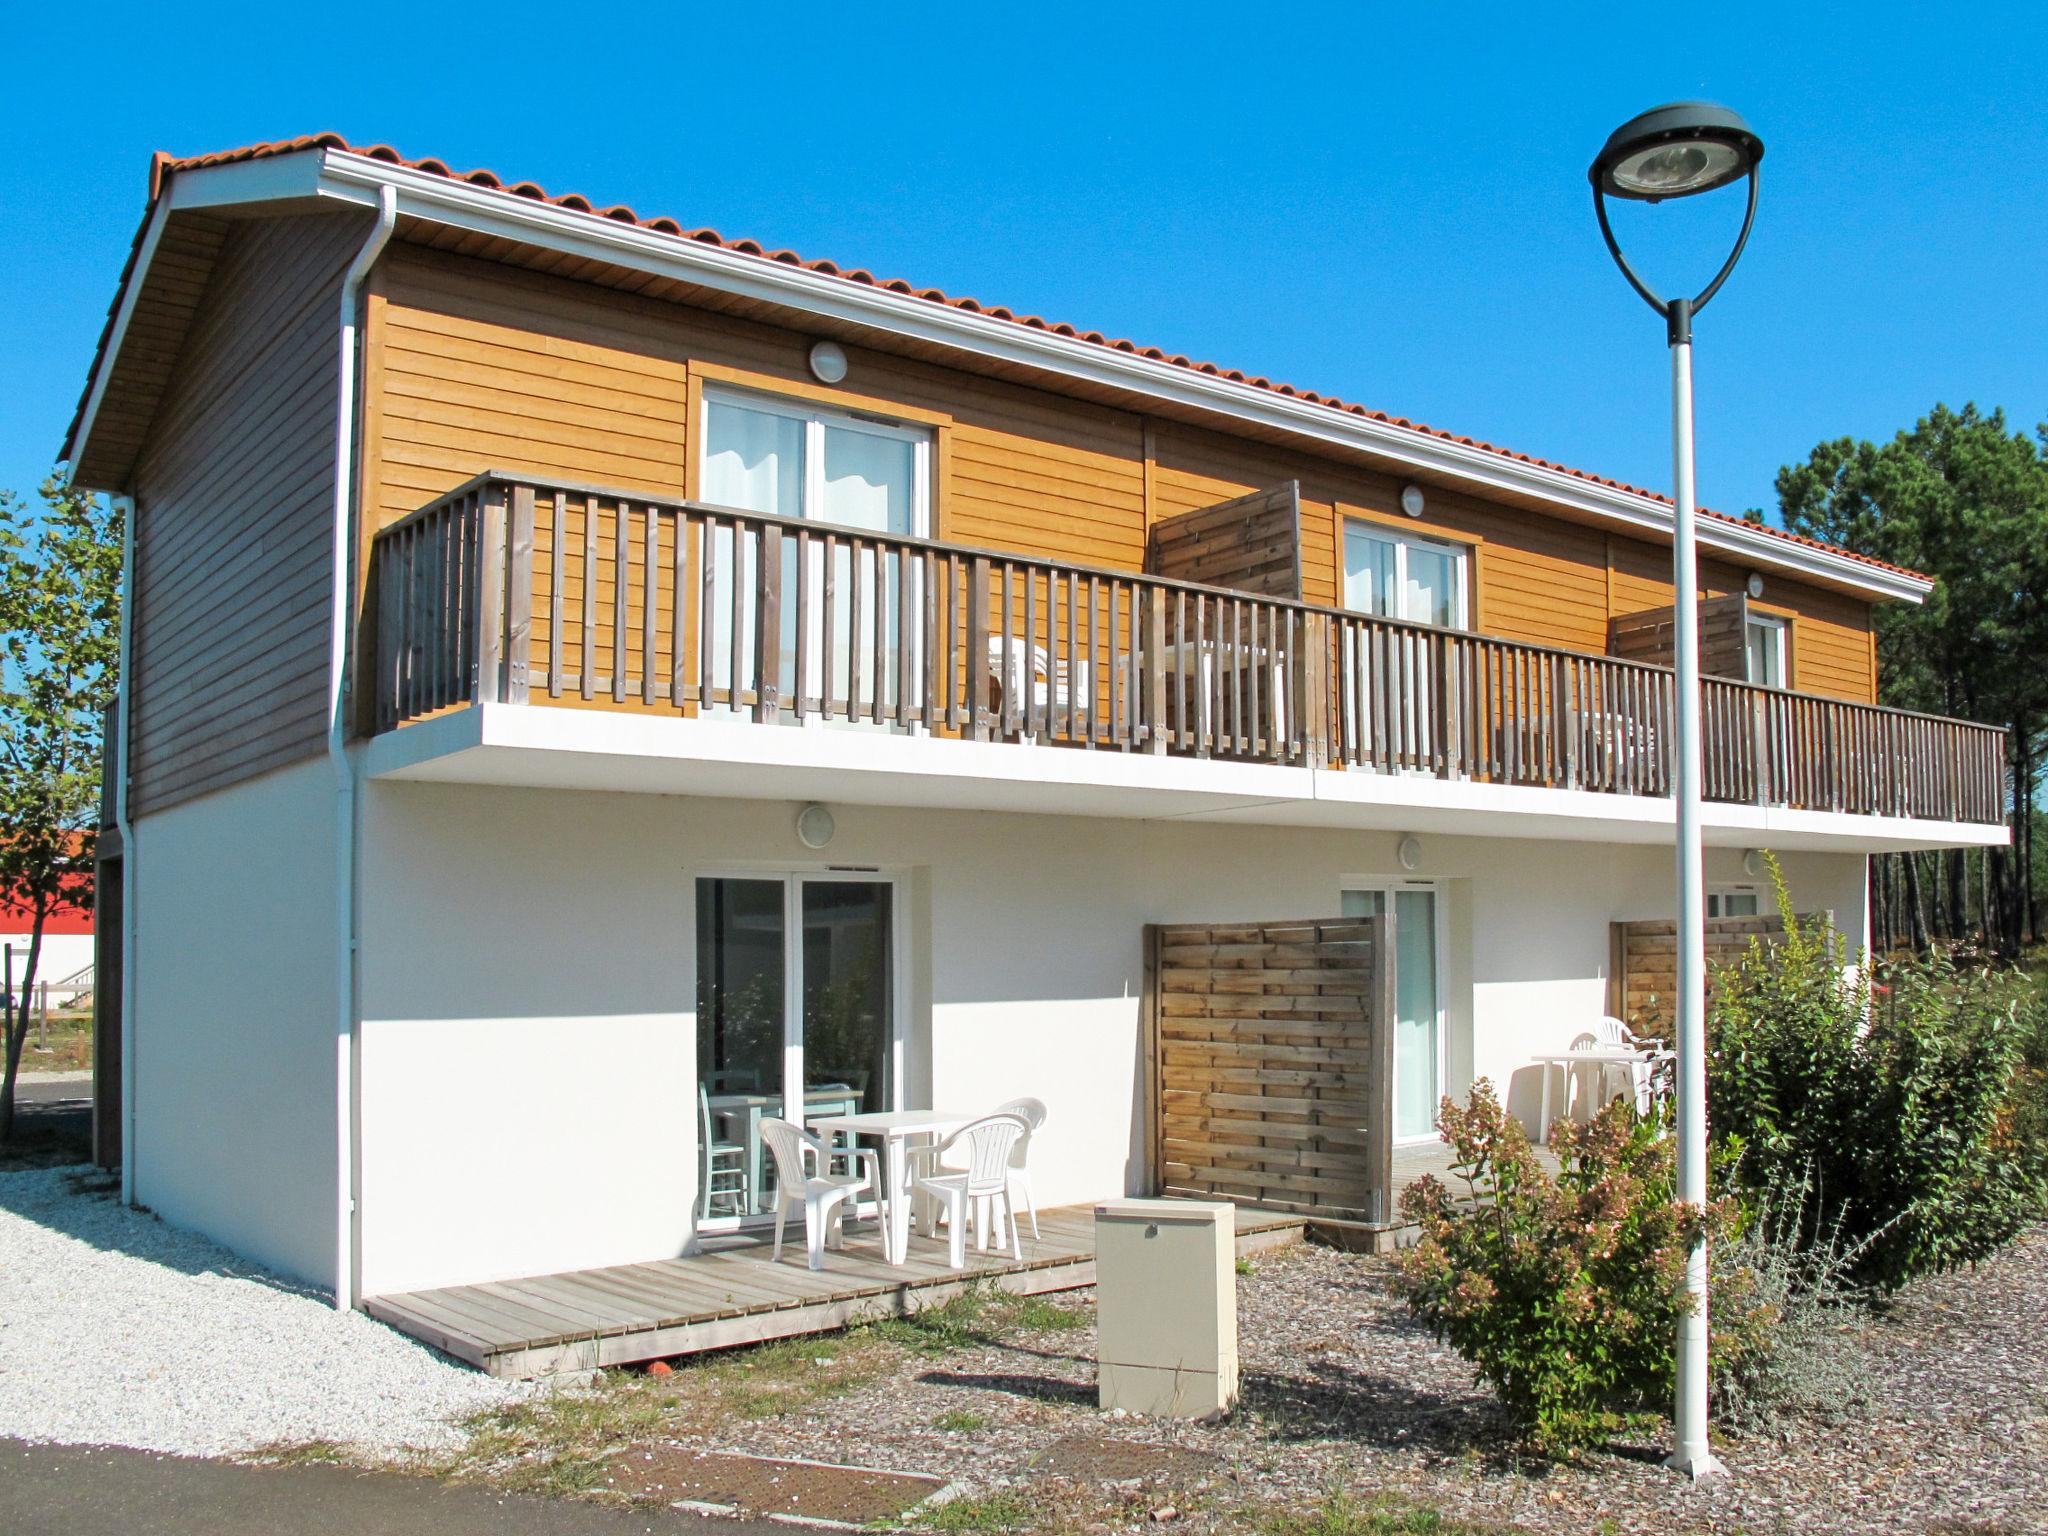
[0,476,122,1142]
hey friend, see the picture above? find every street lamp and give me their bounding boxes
[1589,100,1764,1483]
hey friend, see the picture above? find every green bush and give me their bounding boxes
[1708,1173,1880,1434]
[1708,859,2046,1289]
[1394,1082,1740,1453]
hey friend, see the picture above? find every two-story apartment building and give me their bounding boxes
[66,136,2005,1318]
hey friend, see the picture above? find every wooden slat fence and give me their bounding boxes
[1608,592,1750,679]
[1146,917,1397,1225]
[1607,913,1818,1033]
[1146,482,1302,597]
[368,472,2007,827]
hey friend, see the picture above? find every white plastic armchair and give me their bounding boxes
[992,1096,1047,1241]
[760,1116,882,1271]
[986,637,1092,736]
[1575,1016,1672,1117]
[912,1113,1028,1269]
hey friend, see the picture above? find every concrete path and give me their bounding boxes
[4,1440,761,1536]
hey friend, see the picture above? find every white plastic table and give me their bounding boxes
[807,1108,975,1265]
[1531,1048,1665,1140]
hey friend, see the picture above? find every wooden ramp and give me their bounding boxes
[365,1202,1304,1379]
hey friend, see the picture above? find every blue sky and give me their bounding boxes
[3,1,2042,524]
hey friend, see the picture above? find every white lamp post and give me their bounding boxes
[1589,100,1765,1482]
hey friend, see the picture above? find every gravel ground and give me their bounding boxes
[0,1164,527,1458]
[675,1227,2048,1535]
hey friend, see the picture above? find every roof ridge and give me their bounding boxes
[70,134,1929,587]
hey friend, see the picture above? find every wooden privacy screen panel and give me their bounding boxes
[1609,592,1749,680]
[1607,913,1812,1033]
[1147,917,1396,1225]
[1147,483,1303,598]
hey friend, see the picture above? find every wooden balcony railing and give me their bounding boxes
[370,473,2008,827]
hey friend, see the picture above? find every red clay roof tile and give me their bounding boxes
[72,134,1927,588]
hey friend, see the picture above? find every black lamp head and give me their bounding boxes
[1590,101,1764,203]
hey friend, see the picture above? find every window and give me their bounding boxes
[701,388,931,535]
[1343,522,1469,628]
[1745,614,1788,689]
[698,388,934,721]
[695,872,900,1228]
[1342,882,1447,1143]
[1707,887,1761,919]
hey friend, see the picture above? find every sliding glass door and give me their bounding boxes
[1341,883,1446,1144]
[699,389,932,721]
[694,873,897,1228]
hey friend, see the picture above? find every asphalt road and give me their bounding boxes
[4,1441,764,1536]
[14,1075,90,1107]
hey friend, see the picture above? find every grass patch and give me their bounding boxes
[689,1335,881,1420]
[931,1409,991,1433]
[913,1490,1041,1533]
[450,1373,673,1497]
[19,1014,93,1073]
[1236,1256,1257,1276]
[246,1437,357,1468]
[1256,1490,1499,1536]
[437,1337,888,1496]
[863,1284,1086,1355]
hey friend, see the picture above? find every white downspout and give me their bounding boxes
[330,185,397,1310]
[112,493,137,1208]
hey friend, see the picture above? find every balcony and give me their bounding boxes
[365,473,2006,835]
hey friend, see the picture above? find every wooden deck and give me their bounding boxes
[364,1202,1306,1379]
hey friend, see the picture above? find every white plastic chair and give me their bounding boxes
[986,637,1092,736]
[913,1113,1028,1269]
[1570,1016,1670,1118]
[992,1096,1046,1241]
[760,1116,882,1271]
[698,1083,750,1221]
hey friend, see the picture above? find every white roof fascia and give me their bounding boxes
[80,146,1935,606]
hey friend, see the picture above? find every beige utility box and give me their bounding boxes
[1093,1198,1238,1419]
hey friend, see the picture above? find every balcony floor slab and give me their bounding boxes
[359,703,2006,854]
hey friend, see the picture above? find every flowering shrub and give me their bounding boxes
[1394,1081,1742,1453]
[1708,857,2046,1289]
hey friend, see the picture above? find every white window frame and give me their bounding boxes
[688,863,913,1235]
[1745,613,1789,690]
[1341,519,1471,630]
[1341,877,1451,1146]
[1706,885,1762,919]
[698,384,934,538]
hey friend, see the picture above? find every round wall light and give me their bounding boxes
[808,340,849,384]
[1742,848,1765,879]
[1745,572,1765,599]
[1400,484,1427,518]
[1397,834,1423,872]
[796,802,837,850]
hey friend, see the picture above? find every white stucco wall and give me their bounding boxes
[352,779,1868,1297]
[130,756,341,1287]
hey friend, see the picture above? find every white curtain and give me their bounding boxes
[1344,526,1393,616]
[818,426,917,714]
[703,401,803,516]
[1402,545,1458,627]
